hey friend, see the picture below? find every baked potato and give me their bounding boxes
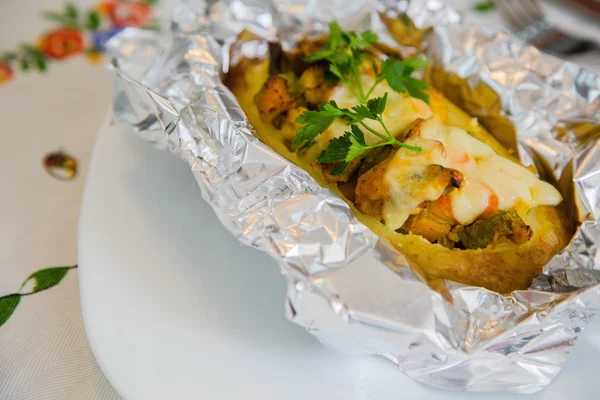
[224,27,573,294]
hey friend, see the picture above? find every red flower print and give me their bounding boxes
[108,2,152,27]
[40,28,84,59]
[0,62,13,84]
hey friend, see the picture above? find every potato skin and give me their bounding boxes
[225,58,573,295]
[391,205,571,294]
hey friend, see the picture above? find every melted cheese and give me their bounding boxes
[383,140,450,229]
[312,73,562,230]
[383,118,563,229]
[316,76,432,148]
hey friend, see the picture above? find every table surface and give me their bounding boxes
[0,1,598,399]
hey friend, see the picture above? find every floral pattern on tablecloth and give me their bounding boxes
[0,0,158,84]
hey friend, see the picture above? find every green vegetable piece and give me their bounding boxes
[357,145,394,176]
[437,235,456,249]
[458,211,527,250]
[65,3,78,19]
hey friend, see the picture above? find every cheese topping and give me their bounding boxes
[383,140,451,229]
[315,74,562,231]
[382,118,563,230]
[316,76,432,148]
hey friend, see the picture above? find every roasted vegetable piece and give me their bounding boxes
[403,194,455,242]
[354,157,392,218]
[254,76,297,123]
[278,71,302,97]
[425,164,464,190]
[403,213,453,242]
[357,145,394,177]
[300,65,335,106]
[438,235,455,249]
[508,224,534,245]
[458,210,532,249]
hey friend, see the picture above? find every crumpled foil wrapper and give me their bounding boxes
[107,0,600,393]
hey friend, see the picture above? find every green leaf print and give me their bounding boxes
[0,295,21,327]
[0,265,77,328]
[42,11,79,29]
[65,3,79,20]
[86,11,101,30]
[21,267,72,293]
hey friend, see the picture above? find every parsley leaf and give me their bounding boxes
[323,68,341,83]
[330,162,350,175]
[367,93,387,118]
[380,58,430,102]
[318,125,371,176]
[318,125,369,171]
[351,94,387,120]
[402,57,429,73]
[328,57,352,78]
[328,21,344,50]
[346,125,368,161]
[347,30,378,49]
[304,50,334,62]
[351,104,376,119]
[305,21,353,63]
[380,59,407,92]
[292,101,345,149]
[318,135,351,163]
[404,77,430,103]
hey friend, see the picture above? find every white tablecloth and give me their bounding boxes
[0,1,598,399]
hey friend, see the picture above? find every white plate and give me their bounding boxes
[78,120,600,400]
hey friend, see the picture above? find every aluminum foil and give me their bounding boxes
[107,0,600,393]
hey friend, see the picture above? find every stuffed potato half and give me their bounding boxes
[224,28,572,294]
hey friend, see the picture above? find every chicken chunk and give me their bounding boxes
[280,106,308,143]
[299,65,335,106]
[402,194,455,242]
[254,76,297,124]
[354,158,392,218]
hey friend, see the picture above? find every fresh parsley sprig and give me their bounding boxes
[294,93,420,151]
[305,23,377,103]
[293,21,430,175]
[315,94,421,175]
